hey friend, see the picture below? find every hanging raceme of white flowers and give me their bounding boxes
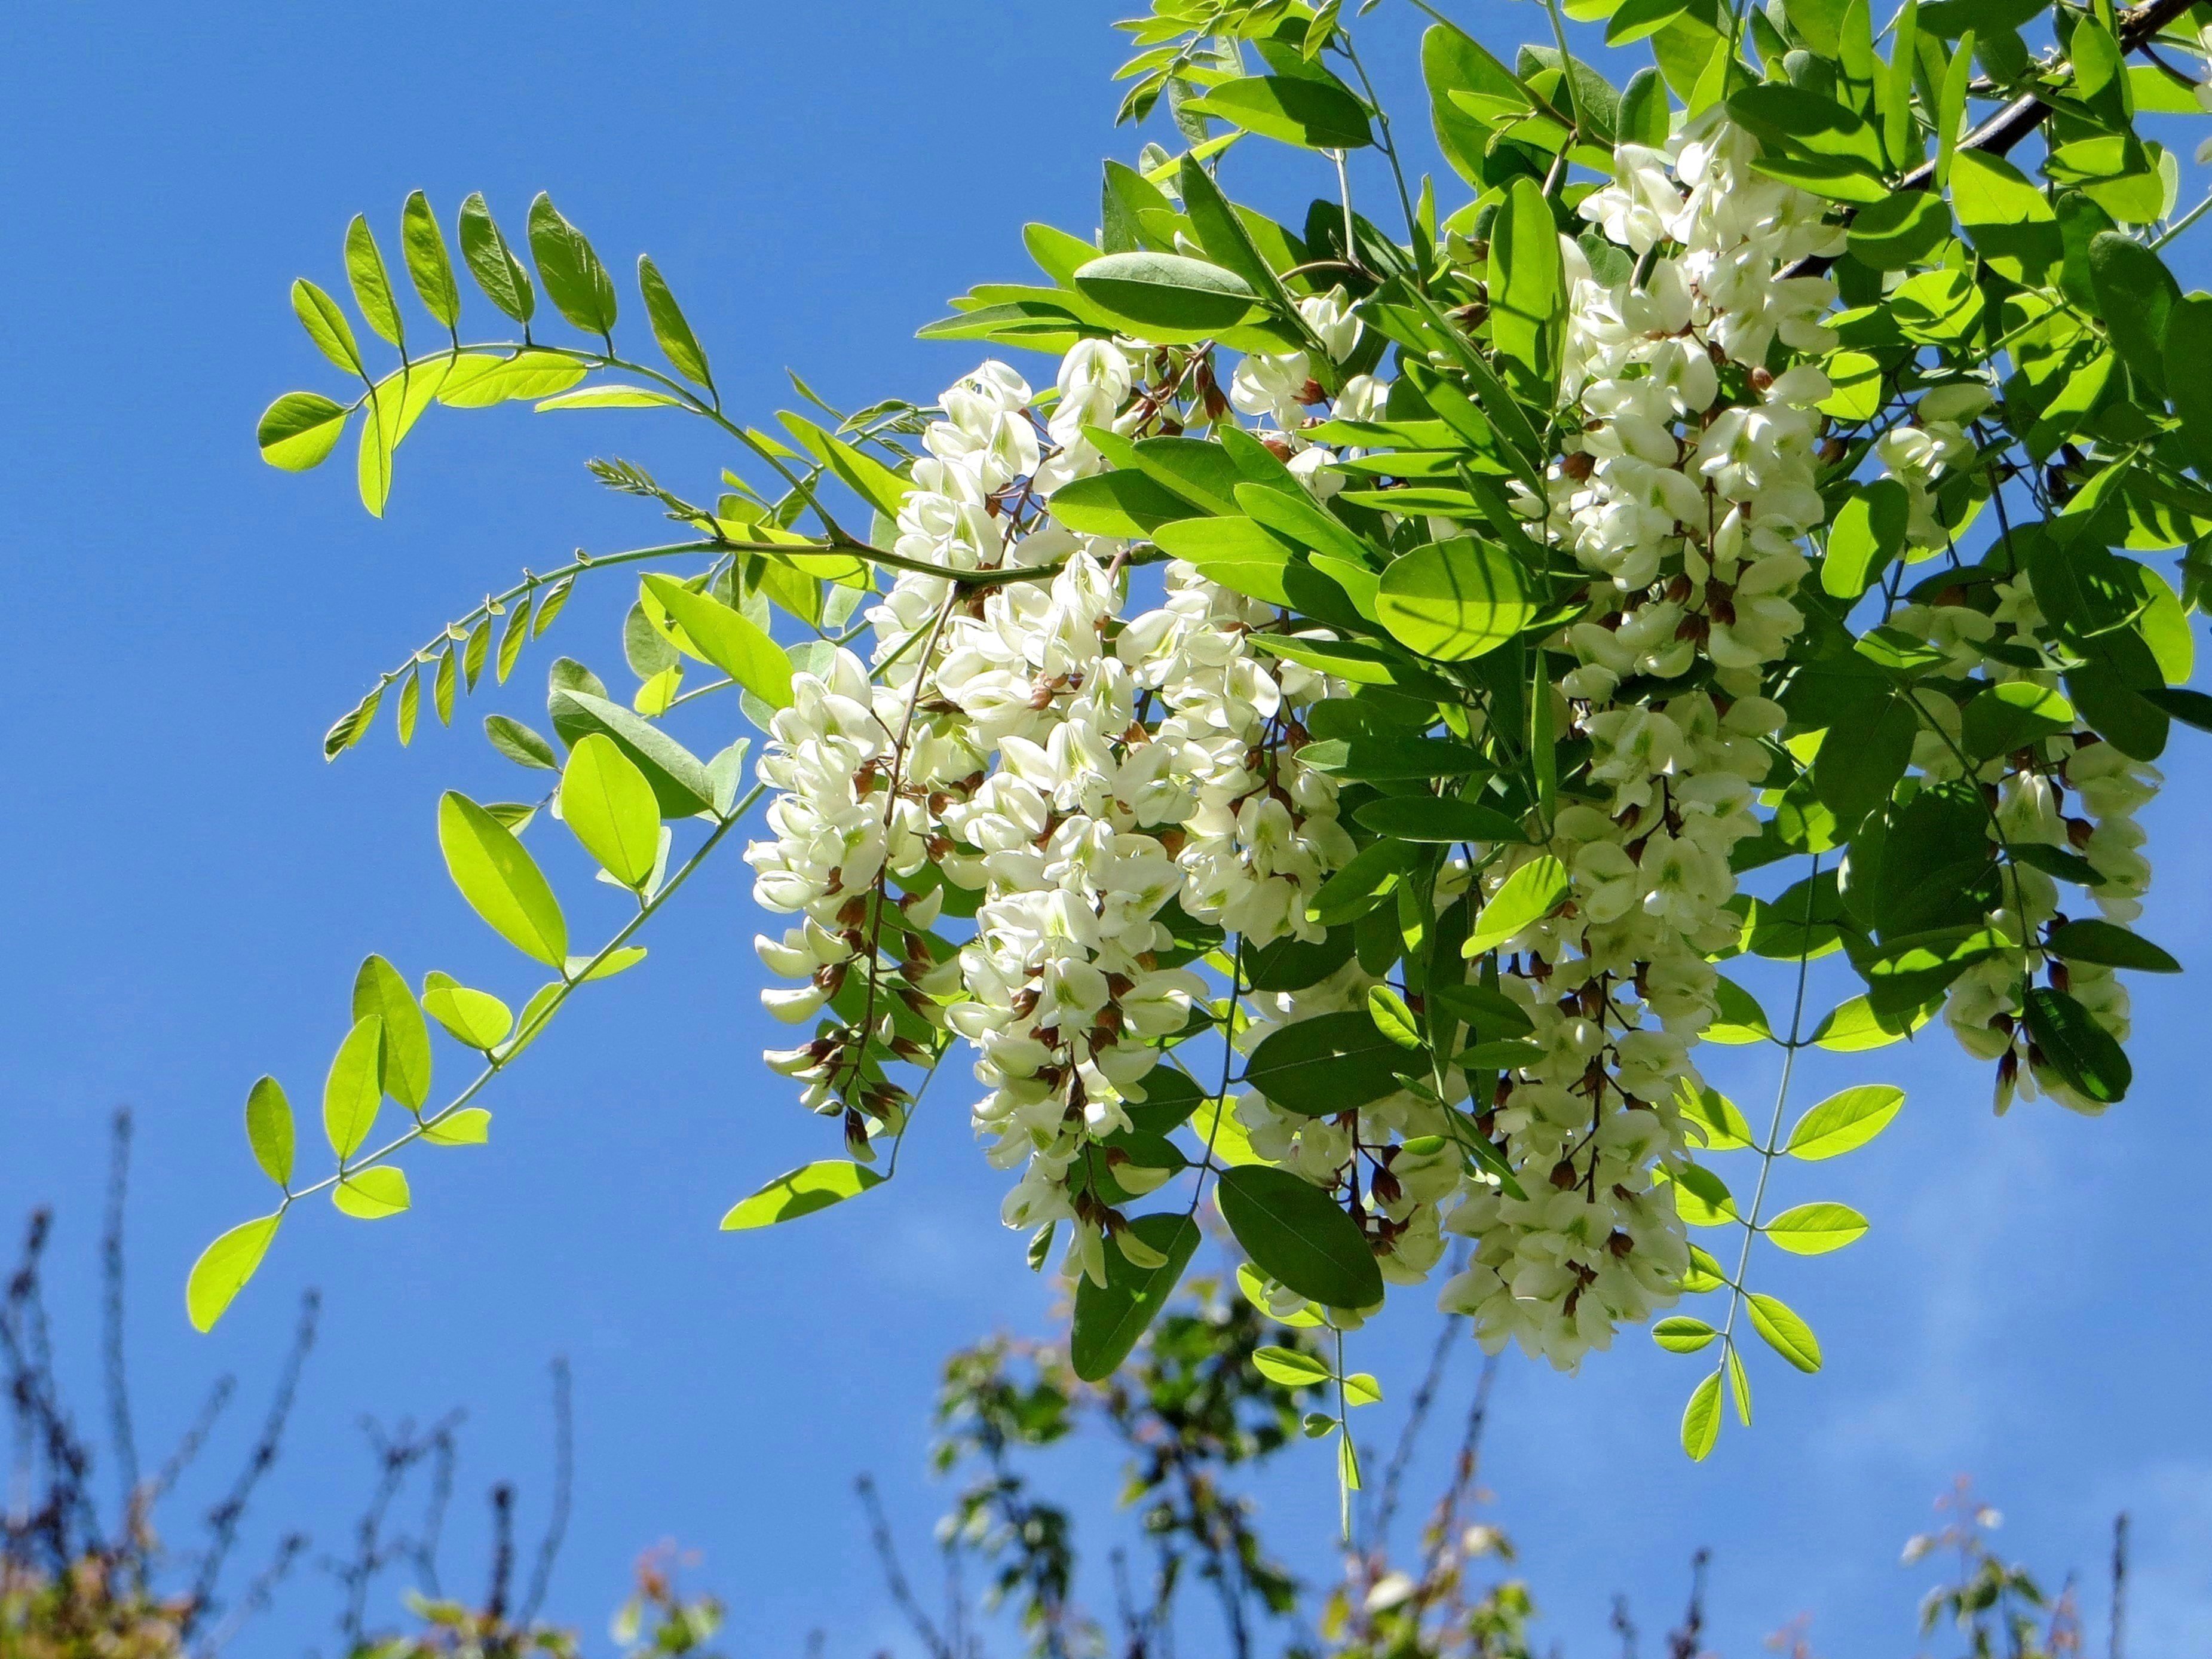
[741,110,2152,1374]
[215,0,2212,1468]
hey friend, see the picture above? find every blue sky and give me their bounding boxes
[4,3,2210,1655]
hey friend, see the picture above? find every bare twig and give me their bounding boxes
[102,1109,140,1532]
[2110,1511,2130,1659]
[188,1290,318,1633]
[857,1474,957,1659]
[519,1357,574,1626]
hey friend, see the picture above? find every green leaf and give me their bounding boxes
[244,1076,294,1188]
[1810,694,1915,828]
[186,1215,281,1333]
[291,278,365,378]
[1491,178,1563,384]
[1962,680,2075,757]
[528,192,617,338]
[1619,66,1671,146]
[1809,993,1929,1050]
[2167,296,2212,478]
[535,385,687,411]
[1463,855,1569,956]
[1728,83,1885,169]
[436,792,569,968]
[1344,1372,1383,1407]
[1366,986,1423,1049]
[637,254,712,388]
[1217,1164,1384,1310]
[333,1166,412,1221]
[401,190,461,330]
[1055,471,1197,538]
[547,689,715,818]
[256,391,350,471]
[1950,150,2060,284]
[562,733,662,889]
[1681,1370,1723,1459]
[1653,1316,1717,1353]
[2088,232,2179,396]
[351,954,432,1112]
[1707,976,1772,1044]
[1747,1293,1822,1372]
[1678,1082,1755,1151]
[1846,191,1953,269]
[1298,734,1484,781]
[1185,74,1372,149]
[1822,480,1911,597]
[440,351,586,407]
[2023,985,2131,1102]
[1606,0,1693,44]
[1243,1010,1411,1115]
[1177,157,1301,335]
[422,1108,492,1147]
[322,1014,384,1161]
[2045,918,2180,973]
[1252,1344,1334,1387]
[344,214,405,348]
[721,1160,888,1229]
[1070,1213,1203,1381]
[642,575,793,711]
[1375,538,1537,661]
[421,976,513,1051]
[1663,1162,1738,1225]
[780,413,915,522]
[1353,794,1527,844]
[1764,1201,1869,1255]
[1073,251,1260,340]
[456,193,535,325]
[1236,482,1377,569]
[485,713,559,770]
[1785,1083,1903,1159]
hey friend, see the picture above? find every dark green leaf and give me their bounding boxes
[1353,795,1527,844]
[2045,918,2179,973]
[2022,985,2131,1102]
[1242,1010,1412,1115]
[2088,232,2179,397]
[1073,251,1259,340]
[1071,1213,1202,1381]
[1217,1165,1384,1310]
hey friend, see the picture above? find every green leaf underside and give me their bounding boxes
[1071,1212,1203,1380]
[1217,1164,1384,1310]
[721,1160,887,1229]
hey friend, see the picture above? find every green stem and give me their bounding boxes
[290,783,765,1204]
[1716,853,1821,1363]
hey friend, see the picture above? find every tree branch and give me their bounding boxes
[1785,0,2201,277]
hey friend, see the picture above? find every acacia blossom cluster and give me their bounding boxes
[1885,562,2155,1114]
[1403,116,1845,1366]
[747,322,1365,1288]
[744,113,2142,1369]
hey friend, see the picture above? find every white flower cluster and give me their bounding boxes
[1885,569,2156,1114]
[1425,116,1848,1367]
[744,113,2147,1371]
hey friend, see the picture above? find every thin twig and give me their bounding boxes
[519,1357,574,1626]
